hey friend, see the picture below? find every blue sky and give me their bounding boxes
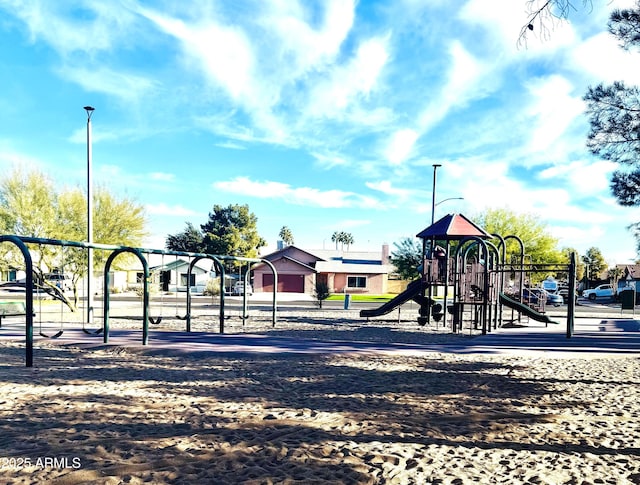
[0,0,638,264]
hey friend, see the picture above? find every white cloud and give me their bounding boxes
[417,41,492,134]
[384,129,419,166]
[139,8,255,103]
[311,151,347,169]
[0,1,136,56]
[365,180,412,199]
[570,31,640,85]
[265,0,355,72]
[61,66,159,104]
[213,176,382,209]
[524,75,585,156]
[306,36,389,118]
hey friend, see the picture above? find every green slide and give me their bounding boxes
[360,279,431,318]
[499,293,559,325]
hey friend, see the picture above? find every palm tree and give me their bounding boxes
[279,226,294,246]
[331,231,341,250]
[331,231,354,250]
[343,232,354,251]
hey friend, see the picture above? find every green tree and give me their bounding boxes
[313,280,330,308]
[200,204,266,258]
[582,247,608,284]
[330,231,354,251]
[474,208,563,265]
[343,232,354,250]
[560,246,584,281]
[166,222,204,252]
[390,237,422,280]
[278,226,294,246]
[331,231,341,250]
[0,167,57,238]
[0,167,147,306]
[55,186,147,305]
[584,2,640,254]
[0,167,60,297]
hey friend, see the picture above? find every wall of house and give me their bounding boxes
[253,259,315,293]
[331,273,386,294]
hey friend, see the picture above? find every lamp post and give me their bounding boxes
[431,164,441,225]
[434,197,464,219]
[84,106,95,323]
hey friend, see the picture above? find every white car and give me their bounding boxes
[232,281,253,295]
[582,284,614,301]
[45,273,72,291]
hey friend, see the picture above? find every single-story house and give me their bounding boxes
[146,258,214,292]
[253,244,393,295]
[615,264,640,291]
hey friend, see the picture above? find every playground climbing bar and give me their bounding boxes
[0,235,278,367]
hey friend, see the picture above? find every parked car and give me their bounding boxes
[582,284,615,301]
[521,288,563,307]
[542,290,564,307]
[232,281,253,296]
[45,273,72,291]
[557,285,569,302]
[522,288,541,305]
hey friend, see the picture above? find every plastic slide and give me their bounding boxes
[499,293,559,325]
[360,279,430,318]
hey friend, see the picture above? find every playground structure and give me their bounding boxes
[0,235,279,367]
[362,214,577,336]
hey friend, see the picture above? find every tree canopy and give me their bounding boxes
[0,167,147,305]
[201,204,266,257]
[389,237,422,280]
[165,222,204,252]
[331,231,354,250]
[582,246,608,281]
[279,226,294,246]
[166,204,266,261]
[473,208,564,265]
[584,1,640,253]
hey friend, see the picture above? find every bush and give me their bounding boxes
[314,281,330,308]
[203,278,220,296]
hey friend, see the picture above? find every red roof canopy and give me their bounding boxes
[416,213,491,240]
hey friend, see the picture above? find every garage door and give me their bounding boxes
[263,274,305,293]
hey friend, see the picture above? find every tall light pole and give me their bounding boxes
[84,106,95,323]
[434,197,464,220]
[431,164,441,225]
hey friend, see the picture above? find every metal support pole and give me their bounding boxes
[84,106,95,324]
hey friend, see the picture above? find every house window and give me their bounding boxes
[136,272,144,284]
[347,276,367,289]
[180,273,196,286]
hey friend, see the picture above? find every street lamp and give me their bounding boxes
[84,106,95,323]
[433,197,464,220]
[431,164,441,225]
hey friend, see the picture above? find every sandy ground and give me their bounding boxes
[0,309,639,484]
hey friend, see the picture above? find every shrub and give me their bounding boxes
[314,281,330,308]
[203,278,220,296]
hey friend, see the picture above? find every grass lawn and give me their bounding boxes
[326,294,395,302]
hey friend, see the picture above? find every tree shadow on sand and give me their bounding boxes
[1,344,638,483]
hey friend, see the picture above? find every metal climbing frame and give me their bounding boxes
[0,235,279,367]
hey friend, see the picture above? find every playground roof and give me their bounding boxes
[416,213,491,240]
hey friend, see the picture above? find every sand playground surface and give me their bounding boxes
[0,309,639,484]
